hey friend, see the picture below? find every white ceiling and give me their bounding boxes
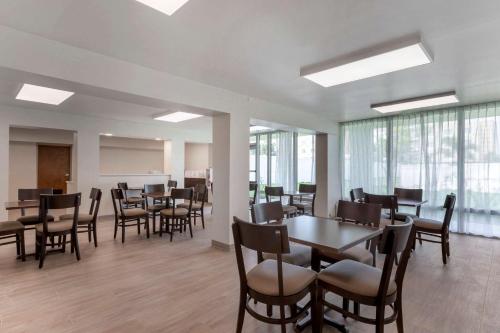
[0,0,500,121]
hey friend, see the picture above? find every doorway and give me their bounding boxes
[37,145,71,193]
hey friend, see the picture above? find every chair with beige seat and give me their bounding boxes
[364,193,397,225]
[16,188,54,229]
[59,188,102,247]
[177,183,207,229]
[413,193,456,264]
[35,193,82,269]
[111,188,150,243]
[232,216,318,333]
[159,188,193,241]
[265,186,297,218]
[317,220,416,333]
[251,201,311,268]
[144,184,167,233]
[117,182,144,208]
[291,183,317,216]
[393,187,424,221]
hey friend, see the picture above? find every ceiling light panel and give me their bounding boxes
[135,0,190,15]
[16,84,74,105]
[154,111,203,123]
[372,92,459,113]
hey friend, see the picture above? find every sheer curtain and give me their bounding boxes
[274,131,295,192]
[340,101,500,238]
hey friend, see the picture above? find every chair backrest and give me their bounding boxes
[349,187,364,202]
[336,200,382,228]
[144,184,165,194]
[232,216,290,296]
[39,193,81,234]
[18,188,53,201]
[117,182,128,191]
[442,193,456,231]
[364,193,397,224]
[251,201,284,224]
[193,183,208,204]
[110,188,125,217]
[167,180,178,189]
[394,188,423,202]
[376,220,416,302]
[171,188,194,214]
[265,186,284,202]
[298,183,317,215]
[249,181,258,205]
[88,188,102,219]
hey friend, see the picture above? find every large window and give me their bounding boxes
[340,101,500,237]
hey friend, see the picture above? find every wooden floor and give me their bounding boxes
[0,212,499,333]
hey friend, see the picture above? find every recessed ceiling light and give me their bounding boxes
[300,36,432,87]
[372,92,459,113]
[16,84,74,105]
[100,133,113,137]
[154,111,203,123]
[135,0,190,16]
[250,125,272,132]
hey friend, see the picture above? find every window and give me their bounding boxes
[297,134,315,185]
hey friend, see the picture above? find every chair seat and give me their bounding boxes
[160,207,189,217]
[125,197,143,204]
[318,259,397,298]
[263,243,311,267]
[121,208,148,218]
[247,259,316,297]
[177,202,202,210]
[59,213,94,224]
[320,245,373,265]
[0,221,24,233]
[393,212,416,222]
[283,205,297,215]
[35,220,74,233]
[17,214,54,225]
[414,217,443,231]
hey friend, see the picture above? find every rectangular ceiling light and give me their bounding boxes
[372,92,459,113]
[16,84,74,105]
[135,0,190,16]
[154,111,203,123]
[300,37,432,87]
[250,125,272,132]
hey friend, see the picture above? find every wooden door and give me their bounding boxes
[37,145,71,193]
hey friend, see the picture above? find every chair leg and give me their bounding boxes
[73,230,81,261]
[62,234,67,253]
[159,216,163,237]
[236,290,246,333]
[446,237,450,257]
[290,304,297,322]
[317,285,324,331]
[279,304,286,333]
[114,217,118,239]
[93,222,98,247]
[121,219,125,243]
[170,219,175,242]
[38,236,47,269]
[137,218,141,235]
[417,232,423,245]
[310,283,319,333]
[15,234,20,255]
[396,297,404,333]
[153,213,156,234]
[188,218,193,238]
[201,210,205,229]
[266,304,273,317]
[50,235,55,248]
[71,234,75,253]
[88,224,92,242]
[354,302,360,316]
[145,216,150,239]
[375,304,385,333]
[441,235,447,265]
[342,298,349,318]
[19,232,26,262]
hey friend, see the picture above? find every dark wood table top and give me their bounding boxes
[5,200,39,210]
[284,215,382,253]
[142,192,171,199]
[398,199,428,207]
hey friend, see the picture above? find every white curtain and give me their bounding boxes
[340,102,500,238]
[275,131,295,192]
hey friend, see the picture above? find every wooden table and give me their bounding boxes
[284,215,382,332]
[142,191,171,200]
[398,199,428,216]
[5,200,40,216]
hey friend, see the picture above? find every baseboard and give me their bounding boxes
[211,240,234,251]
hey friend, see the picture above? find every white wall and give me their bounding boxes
[185,143,212,171]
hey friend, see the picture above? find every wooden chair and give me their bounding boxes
[364,193,397,225]
[111,188,150,243]
[232,216,318,333]
[265,186,297,218]
[117,182,143,208]
[16,188,54,229]
[178,183,207,229]
[144,184,167,233]
[291,184,316,216]
[167,180,178,189]
[317,220,416,333]
[394,187,423,221]
[319,200,382,267]
[413,193,456,264]
[59,188,102,247]
[35,193,82,269]
[0,221,26,261]
[251,201,311,267]
[159,188,193,242]
[350,187,365,203]
[249,181,258,207]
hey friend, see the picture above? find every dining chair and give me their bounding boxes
[251,201,311,267]
[317,220,416,333]
[0,221,26,261]
[319,200,382,267]
[393,187,423,221]
[364,193,397,225]
[59,188,102,247]
[413,193,456,264]
[117,182,143,208]
[159,188,193,241]
[111,188,150,243]
[178,183,207,229]
[349,187,365,203]
[16,188,54,229]
[291,184,316,216]
[144,184,167,233]
[249,181,258,207]
[232,216,318,333]
[35,193,82,269]
[167,180,178,189]
[264,186,297,218]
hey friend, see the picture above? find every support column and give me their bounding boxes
[315,132,341,218]
[76,129,100,212]
[211,112,249,249]
[164,138,185,188]
[0,123,9,220]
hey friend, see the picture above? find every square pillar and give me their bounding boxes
[315,132,341,218]
[0,124,9,220]
[76,129,100,212]
[164,138,185,188]
[211,113,249,249]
